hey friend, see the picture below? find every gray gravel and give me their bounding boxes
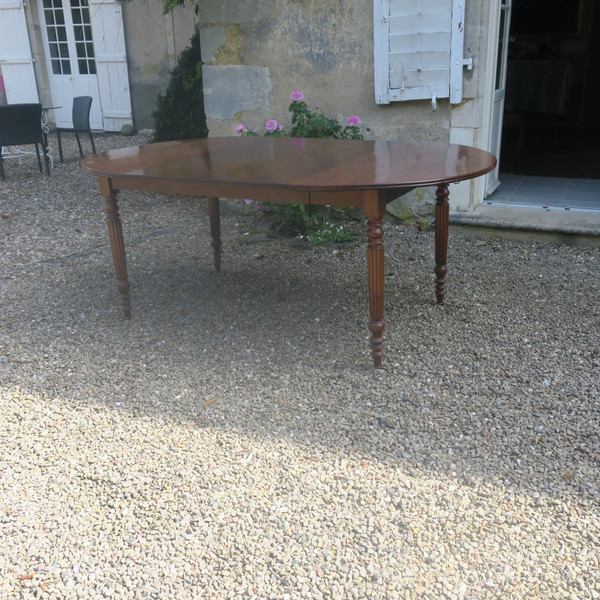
[1,133,599,600]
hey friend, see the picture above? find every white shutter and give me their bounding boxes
[374,0,467,105]
[0,0,39,103]
[88,0,133,131]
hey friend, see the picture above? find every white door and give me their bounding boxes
[485,0,512,196]
[37,0,102,128]
[37,0,133,131]
[0,0,39,103]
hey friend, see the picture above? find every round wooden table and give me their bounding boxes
[85,137,496,367]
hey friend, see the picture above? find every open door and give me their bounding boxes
[37,0,103,128]
[485,0,512,196]
[36,0,133,131]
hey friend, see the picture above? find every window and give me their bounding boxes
[42,0,71,75]
[374,0,468,104]
[41,0,96,76]
[71,0,96,75]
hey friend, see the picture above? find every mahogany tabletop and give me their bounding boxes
[83,136,496,194]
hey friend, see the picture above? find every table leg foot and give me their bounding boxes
[368,320,384,368]
[434,183,450,305]
[208,197,222,272]
[103,188,131,318]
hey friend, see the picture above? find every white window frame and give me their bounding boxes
[374,0,468,105]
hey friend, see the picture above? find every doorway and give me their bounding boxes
[37,0,102,129]
[487,0,600,211]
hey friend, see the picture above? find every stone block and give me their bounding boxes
[200,26,226,63]
[198,0,274,25]
[387,188,436,225]
[203,65,272,120]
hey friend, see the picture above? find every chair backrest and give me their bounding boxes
[72,96,93,131]
[0,103,44,146]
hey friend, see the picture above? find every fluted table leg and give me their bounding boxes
[100,178,131,318]
[364,192,386,368]
[208,197,222,272]
[434,183,450,304]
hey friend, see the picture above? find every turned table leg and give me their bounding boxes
[364,193,386,368]
[434,183,450,304]
[100,179,131,318]
[207,197,222,272]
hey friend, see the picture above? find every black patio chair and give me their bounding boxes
[55,96,96,162]
[0,103,50,181]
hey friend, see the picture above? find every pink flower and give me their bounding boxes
[235,123,247,134]
[265,119,280,132]
[290,90,304,101]
[346,115,361,127]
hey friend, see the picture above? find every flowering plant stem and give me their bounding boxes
[237,91,364,242]
[289,99,364,141]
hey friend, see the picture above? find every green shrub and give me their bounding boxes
[150,24,208,143]
[238,91,364,242]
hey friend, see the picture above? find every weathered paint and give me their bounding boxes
[203,65,273,121]
[213,26,246,65]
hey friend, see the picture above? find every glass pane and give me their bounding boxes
[57,27,67,42]
[49,44,59,59]
[86,42,94,58]
[81,7,90,23]
[55,10,65,25]
[44,9,55,25]
[84,25,92,40]
[62,60,71,74]
[74,25,83,41]
[72,8,82,24]
[51,60,62,75]
[89,60,96,75]
[47,27,57,42]
[59,42,69,57]
[78,59,88,74]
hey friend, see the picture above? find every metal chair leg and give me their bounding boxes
[34,143,43,173]
[57,130,64,163]
[75,132,84,157]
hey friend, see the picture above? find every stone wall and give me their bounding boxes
[198,0,451,142]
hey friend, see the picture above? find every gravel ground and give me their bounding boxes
[1,133,599,600]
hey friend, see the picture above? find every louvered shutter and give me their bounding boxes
[374,0,467,105]
[0,0,39,103]
[88,0,133,131]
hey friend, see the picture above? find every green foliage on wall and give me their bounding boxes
[150,24,208,143]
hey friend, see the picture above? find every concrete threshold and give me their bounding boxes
[449,205,600,247]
